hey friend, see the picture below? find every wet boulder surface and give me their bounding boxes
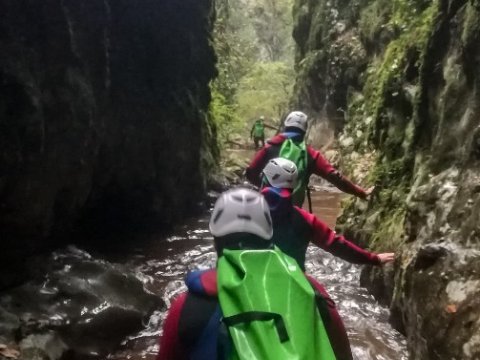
[0,247,161,359]
[292,0,480,358]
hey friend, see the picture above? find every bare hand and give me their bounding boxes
[377,253,395,264]
[361,186,375,200]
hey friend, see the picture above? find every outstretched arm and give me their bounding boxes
[263,122,277,131]
[323,170,371,199]
[246,147,270,186]
[307,147,369,199]
[296,207,381,265]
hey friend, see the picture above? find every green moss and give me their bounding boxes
[358,0,393,43]
[296,50,324,74]
[363,1,439,144]
[369,206,406,251]
[337,5,438,243]
[293,0,442,255]
[462,1,480,49]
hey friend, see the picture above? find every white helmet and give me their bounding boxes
[284,111,308,132]
[209,188,273,240]
[262,158,298,189]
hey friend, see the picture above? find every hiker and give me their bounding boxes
[250,116,265,150]
[261,157,395,359]
[157,188,337,360]
[246,110,373,206]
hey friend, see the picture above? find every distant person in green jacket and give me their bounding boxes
[250,116,265,149]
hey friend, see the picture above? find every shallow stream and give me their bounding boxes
[107,190,408,360]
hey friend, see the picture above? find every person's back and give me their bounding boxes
[259,186,311,269]
[157,188,335,360]
[259,158,395,360]
[250,116,266,150]
[260,158,393,270]
[253,119,265,137]
[246,111,372,207]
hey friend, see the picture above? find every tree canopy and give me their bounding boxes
[210,0,295,144]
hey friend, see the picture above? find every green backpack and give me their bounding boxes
[279,138,309,206]
[217,247,336,360]
[253,121,265,137]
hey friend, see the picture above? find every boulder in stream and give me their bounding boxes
[0,246,162,360]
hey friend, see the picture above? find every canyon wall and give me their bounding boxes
[292,0,480,358]
[0,0,218,286]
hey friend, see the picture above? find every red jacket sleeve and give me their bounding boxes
[307,146,367,198]
[246,146,270,187]
[157,292,188,360]
[296,207,380,265]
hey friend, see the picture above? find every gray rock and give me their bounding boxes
[339,136,354,148]
[19,332,67,360]
[0,307,20,342]
[0,247,162,358]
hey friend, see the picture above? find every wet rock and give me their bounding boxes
[0,247,162,359]
[339,136,354,148]
[360,264,395,307]
[472,126,480,159]
[207,174,230,193]
[413,243,450,271]
[220,150,251,185]
[0,307,20,343]
[0,0,218,285]
[19,333,67,360]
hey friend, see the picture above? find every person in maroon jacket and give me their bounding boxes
[158,188,274,360]
[260,158,395,359]
[246,111,373,205]
[157,167,394,360]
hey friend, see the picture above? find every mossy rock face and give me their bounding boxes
[293,0,369,132]
[293,0,480,357]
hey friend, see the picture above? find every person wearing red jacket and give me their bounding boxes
[158,269,340,360]
[157,165,394,360]
[246,111,372,204]
[260,158,395,359]
[157,188,275,360]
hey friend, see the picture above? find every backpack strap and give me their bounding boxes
[222,311,289,343]
[306,277,336,325]
[313,289,332,325]
[179,292,219,356]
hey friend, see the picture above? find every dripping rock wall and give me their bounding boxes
[292,0,480,358]
[0,0,218,286]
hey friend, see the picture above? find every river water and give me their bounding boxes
[107,189,408,360]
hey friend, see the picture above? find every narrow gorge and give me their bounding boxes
[1,0,479,359]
